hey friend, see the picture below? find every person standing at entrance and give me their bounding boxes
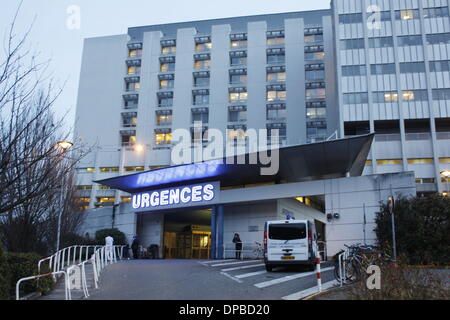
[233,233,243,260]
[131,235,140,259]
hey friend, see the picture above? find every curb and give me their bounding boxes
[302,288,334,300]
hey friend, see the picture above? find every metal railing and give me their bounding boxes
[17,245,126,300]
[223,242,263,260]
[317,241,327,262]
[338,248,350,287]
[38,245,103,277]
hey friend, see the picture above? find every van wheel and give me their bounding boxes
[265,265,273,272]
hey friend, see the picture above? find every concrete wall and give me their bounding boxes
[79,203,136,244]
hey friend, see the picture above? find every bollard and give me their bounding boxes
[316,254,322,292]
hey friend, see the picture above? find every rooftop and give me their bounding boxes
[128,9,331,41]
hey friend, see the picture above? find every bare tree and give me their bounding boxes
[0,5,90,254]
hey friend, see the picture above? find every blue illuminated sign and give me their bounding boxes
[131,181,220,212]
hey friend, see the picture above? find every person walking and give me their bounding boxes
[131,235,140,259]
[105,235,114,262]
[232,233,243,260]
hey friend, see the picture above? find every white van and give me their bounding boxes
[263,219,318,272]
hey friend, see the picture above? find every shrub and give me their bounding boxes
[95,229,127,245]
[374,195,450,266]
[348,255,450,300]
[6,252,54,299]
[0,245,10,300]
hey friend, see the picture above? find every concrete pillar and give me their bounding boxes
[217,205,224,259]
[211,206,217,259]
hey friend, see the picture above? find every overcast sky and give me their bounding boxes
[1,0,331,128]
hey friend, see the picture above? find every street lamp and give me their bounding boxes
[57,140,74,150]
[441,170,450,196]
[56,141,73,252]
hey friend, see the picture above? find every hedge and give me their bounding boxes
[6,252,54,300]
[374,195,450,266]
[95,229,127,245]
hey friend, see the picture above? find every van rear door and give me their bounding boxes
[267,222,308,262]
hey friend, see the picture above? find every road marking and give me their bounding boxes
[221,263,265,272]
[235,270,267,279]
[200,259,237,265]
[254,267,334,289]
[210,260,262,267]
[281,280,339,300]
[220,272,243,283]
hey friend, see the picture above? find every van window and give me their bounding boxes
[269,223,306,240]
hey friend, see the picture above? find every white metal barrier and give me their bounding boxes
[16,271,70,301]
[223,242,263,260]
[338,248,350,287]
[17,245,126,300]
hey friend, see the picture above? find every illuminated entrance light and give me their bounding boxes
[132,183,216,210]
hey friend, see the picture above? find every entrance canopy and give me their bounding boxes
[95,134,374,194]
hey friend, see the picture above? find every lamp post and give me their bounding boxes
[56,140,73,252]
[441,170,450,196]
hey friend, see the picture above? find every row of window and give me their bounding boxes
[342,60,450,76]
[339,7,449,24]
[366,158,450,165]
[340,33,450,50]
[343,88,450,104]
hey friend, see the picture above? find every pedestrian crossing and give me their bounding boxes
[199,259,337,300]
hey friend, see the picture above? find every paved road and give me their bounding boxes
[87,259,336,300]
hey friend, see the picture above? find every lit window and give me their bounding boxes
[416,178,436,184]
[306,88,326,100]
[267,72,286,82]
[156,114,172,126]
[195,43,212,52]
[129,49,142,58]
[155,133,172,145]
[266,90,286,101]
[121,197,132,203]
[440,158,450,163]
[99,185,111,190]
[76,185,93,190]
[161,46,176,55]
[160,63,175,72]
[96,197,115,204]
[231,40,247,48]
[100,167,120,172]
[228,129,246,141]
[377,159,402,165]
[87,168,95,173]
[159,79,174,89]
[75,198,91,203]
[408,158,434,164]
[125,166,145,172]
[229,92,248,103]
[365,160,373,166]
[267,37,285,46]
[395,9,419,20]
[194,60,211,70]
[127,66,141,75]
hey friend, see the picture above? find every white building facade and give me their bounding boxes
[333,0,450,195]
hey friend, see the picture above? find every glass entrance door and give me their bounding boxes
[164,231,211,259]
